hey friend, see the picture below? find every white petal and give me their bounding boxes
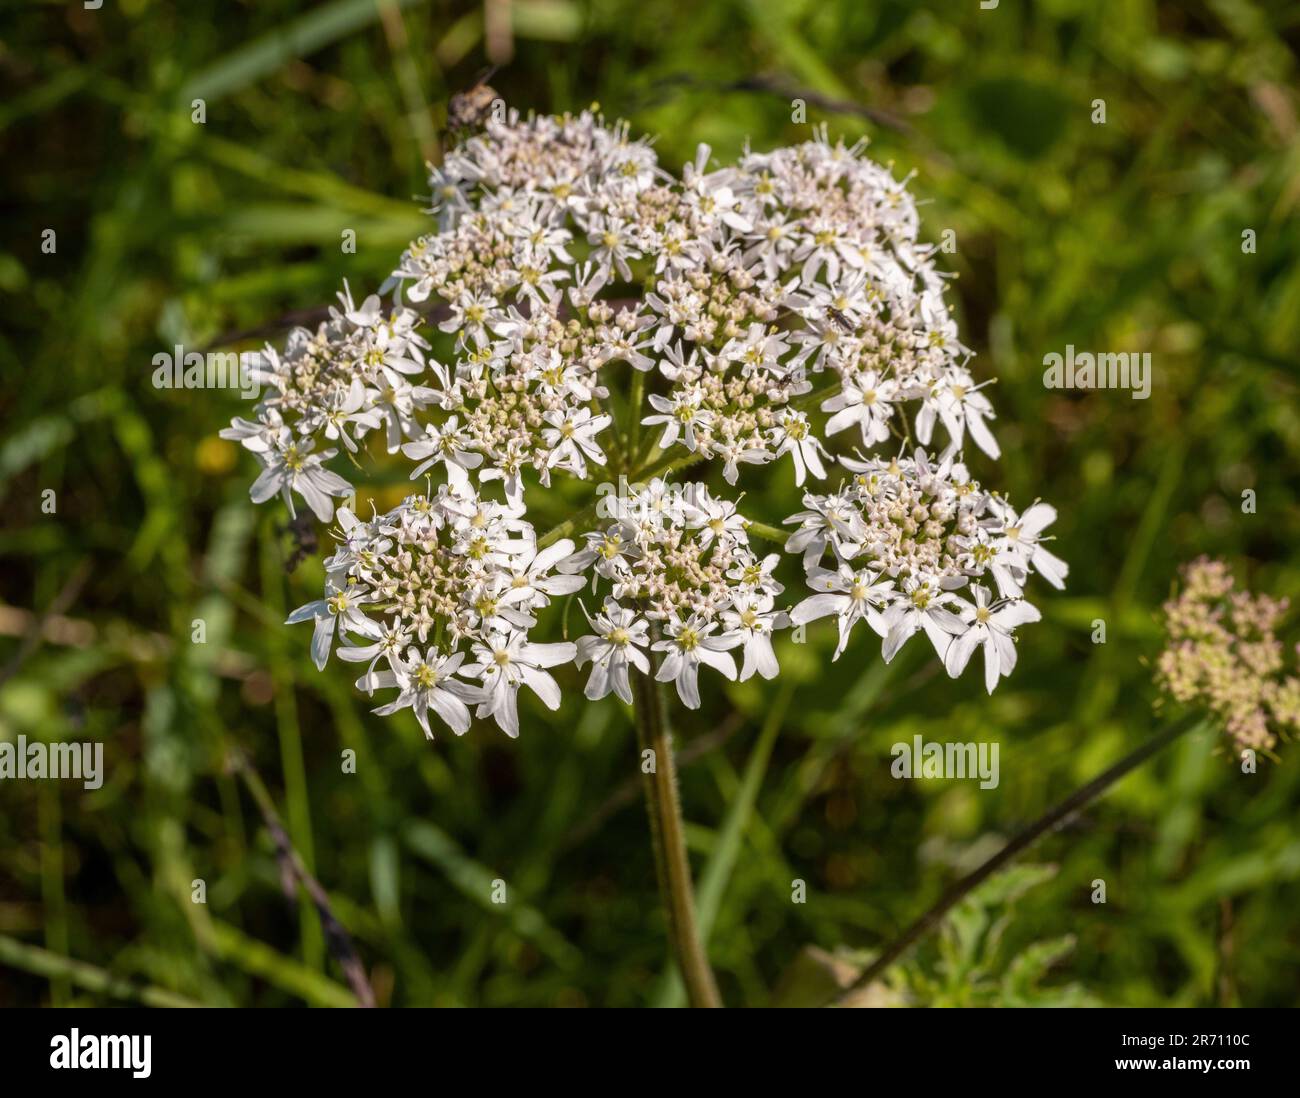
[791,593,844,624]
[675,662,701,709]
[696,645,737,680]
[944,629,980,679]
[1031,546,1069,589]
[752,635,779,680]
[982,637,1001,694]
[286,600,327,625]
[882,617,916,663]
[522,640,577,668]
[522,665,563,711]
[1019,503,1057,537]
[921,613,956,660]
[310,615,335,670]
[966,409,1001,459]
[584,661,612,701]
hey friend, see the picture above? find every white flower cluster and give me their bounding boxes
[562,479,786,708]
[632,130,997,486]
[217,105,1065,737]
[220,288,439,519]
[223,108,993,515]
[290,483,582,738]
[788,450,1066,692]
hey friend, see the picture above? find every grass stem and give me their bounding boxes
[830,713,1208,1006]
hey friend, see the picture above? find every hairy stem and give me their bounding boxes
[631,652,722,1008]
[831,712,1208,1006]
[626,368,644,460]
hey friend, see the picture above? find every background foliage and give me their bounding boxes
[2,0,1298,1007]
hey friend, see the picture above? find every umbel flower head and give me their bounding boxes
[1156,557,1300,757]
[222,104,1067,737]
[786,450,1061,692]
[563,479,787,707]
[291,483,581,738]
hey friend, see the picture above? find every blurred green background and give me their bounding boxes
[2,0,1299,1007]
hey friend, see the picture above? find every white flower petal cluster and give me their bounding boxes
[224,109,998,520]
[220,287,439,518]
[564,480,788,709]
[788,450,1065,691]
[220,105,1066,734]
[629,127,997,485]
[286,483,581,738]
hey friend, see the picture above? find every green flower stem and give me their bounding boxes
[536,448,705,548]
[536,381,843,550]
[541,375,849,1006]
[631,647,723,1008]
[743,519,788,545]
[829,712,1209,1006]
[626,368,644,461]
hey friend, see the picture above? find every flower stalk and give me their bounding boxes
[631,646,722,1008]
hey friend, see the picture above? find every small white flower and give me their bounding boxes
[943,585,1041,693]
[503,537,586,611]
[683,484,749,550]
[220,410,282,453]
[286,585,375,671]
[726,552,784,598]
[586,216,642,281]
[881,577,967,663]
[988,500,1069,590]
[464,574,533,633]
[541,407,612,480]
[370,648,482,737]
[791,564,893,659]
[337,618,411,688]
[916,370,1000,460]
[651,615,741,709]
[821,371,898,447]
[560,526,638,586]
[370,370,440,454]
[465,630,577,738]
[252,433,352,522]
[770,411,827,487]
[402,417,483,482]
[439,290,498,348]
[641,390,712,452]
[721,594,787,681]
[783,491,867,566]
[716,438,772,485]
[574,600,651,703]
[298,379,381,453]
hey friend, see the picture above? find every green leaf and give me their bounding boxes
[180,0,434,104]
